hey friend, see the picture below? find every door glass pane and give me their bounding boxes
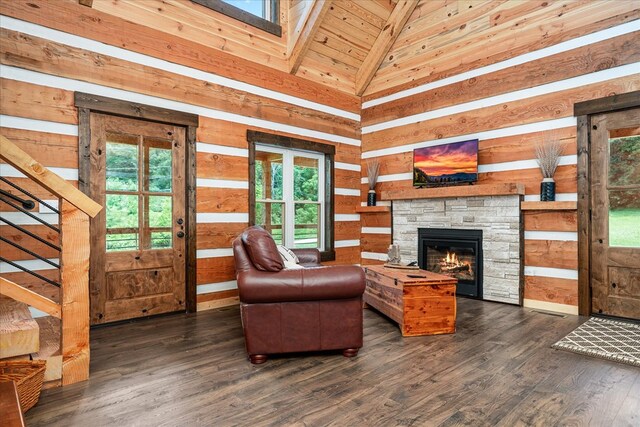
[106,138,138,191]
[150,231,172,249]
[609,189,640,247]
[255,201,283,244]
[609,131,640,186]
[608,128,640,248]
[294,203,319,248]
[145,139,172,193]
[255,151,283,200]
[106,194,138,229]
[148,196,172,228]
[294,156,319,201]
[106,233,139,252]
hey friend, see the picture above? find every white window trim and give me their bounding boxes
[255,143,325,250]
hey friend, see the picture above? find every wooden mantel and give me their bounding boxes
[381,183,525,201]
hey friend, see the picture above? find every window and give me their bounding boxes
[191,0,281,37]
[248,131,335,261]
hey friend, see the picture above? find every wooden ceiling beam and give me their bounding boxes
[355,0,417,96]
[288,0,332,75]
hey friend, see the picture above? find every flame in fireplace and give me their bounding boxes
[445,251,460,266]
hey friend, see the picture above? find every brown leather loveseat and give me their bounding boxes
[232,226,365,364]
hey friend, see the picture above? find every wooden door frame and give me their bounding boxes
[574,90,640,316]
[75,93,199,313]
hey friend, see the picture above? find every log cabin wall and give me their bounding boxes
[359,1,640,315]
[0,0,361,312]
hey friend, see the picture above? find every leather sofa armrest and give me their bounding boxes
[238,265,365,304]
[291,248,321,266]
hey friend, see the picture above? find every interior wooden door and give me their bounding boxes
[89,113,186,324]
[590,108,640,320]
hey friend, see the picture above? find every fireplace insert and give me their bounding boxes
[418,228,483,298]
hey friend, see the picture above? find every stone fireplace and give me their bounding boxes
[392,194,522,305]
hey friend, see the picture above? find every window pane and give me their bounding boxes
[106,233,138,252]
[147,145,172,193]
[609,132,640,186]
[294,203,319,248]
[255,201,283,245]
[609,189,640,248]
[255,151,283,200]
[148,196,172,228]
[106,139,138,191]
[294,156,319,201]
[221,0,266,19]
[106,194,138,229]
[151,231,172,249]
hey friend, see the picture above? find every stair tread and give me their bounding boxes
[32,316,62,382]
[33,316,61,358]
[0,295,39,359]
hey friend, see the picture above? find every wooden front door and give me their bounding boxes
[590,108,640,320]
[89,113,186,324]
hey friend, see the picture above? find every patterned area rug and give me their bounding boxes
[552,317,640,367]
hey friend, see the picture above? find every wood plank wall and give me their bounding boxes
[360,20,640,315]
[0,0,362,313]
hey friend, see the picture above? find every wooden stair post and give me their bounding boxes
[60,200,90,385]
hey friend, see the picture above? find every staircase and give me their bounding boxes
[0,135,102,387]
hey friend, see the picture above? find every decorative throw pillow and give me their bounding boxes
[242,226,284,272]
[277,245,299,264]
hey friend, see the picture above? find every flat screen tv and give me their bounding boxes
[413,139,479,187]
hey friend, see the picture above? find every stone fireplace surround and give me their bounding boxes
[392,194,522,305]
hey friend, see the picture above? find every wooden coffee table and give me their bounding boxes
[364,265,457,336]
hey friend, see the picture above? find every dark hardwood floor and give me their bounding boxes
[26,299,639,426]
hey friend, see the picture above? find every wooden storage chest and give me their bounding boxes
[364,265,457,336]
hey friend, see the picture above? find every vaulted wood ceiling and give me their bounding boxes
[289,0,639,99]
[89,0,639,99]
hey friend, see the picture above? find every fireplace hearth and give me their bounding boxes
[418,228,483,298]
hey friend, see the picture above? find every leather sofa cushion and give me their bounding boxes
[241,226,284,272]
[238,265,365,303]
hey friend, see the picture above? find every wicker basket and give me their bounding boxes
[0,360,46,412]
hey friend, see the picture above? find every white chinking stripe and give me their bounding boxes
[0,16,360,122]
[363,20,640,108]
[0,212,59,225]
[0,66,360,147]
[361,252,387,261]
[335,188,360,196]
[362,227,392,234]
[0,258,59,273]
[524,193,577,202]
[524,231,578,241]
[335,240,360,248]
[362,117,577,159]
[363,63,640,133]
[196,143,249,157]
[0,115,78,136]
[197,280,238,294]
[197,213,249,223]
[0,164,78,181]
[524,266,578,280]
[197,248,234,258]
[196,178,249,189]
[335,214,360,222]
[335,162,361,172]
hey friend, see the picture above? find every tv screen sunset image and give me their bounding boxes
[413,139,478,186]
